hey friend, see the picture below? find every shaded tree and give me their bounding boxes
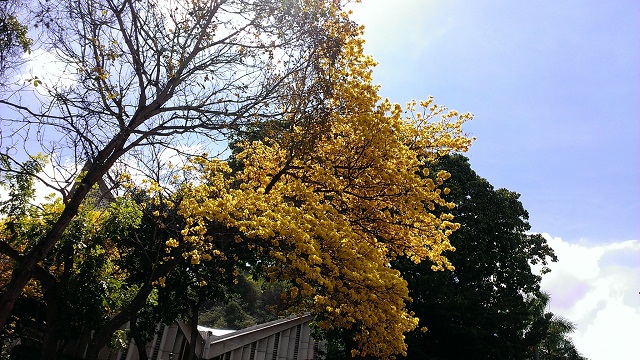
[0,172,252,359]
[395,154,559,359]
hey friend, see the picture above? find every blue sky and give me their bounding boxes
[348,0,639,244]
[347,1,639,359]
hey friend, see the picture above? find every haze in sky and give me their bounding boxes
[347,1,639,359]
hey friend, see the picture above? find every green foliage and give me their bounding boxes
[0,14,31,52]
[0,0,32,79]
[105,198,143,234]
[390,155,574,359]
[201,300,256,330]
[0,154,47,217]
[59,246,111,338]
[199,274,287,330]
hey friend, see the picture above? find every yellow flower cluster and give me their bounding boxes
[177,29,471,360]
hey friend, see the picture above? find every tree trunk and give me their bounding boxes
[0,241,62,360]
[130,315,149,360]
[39,315,59,360]
[85,283,154,359]
[39,289,60,360]
[186,302,201,360]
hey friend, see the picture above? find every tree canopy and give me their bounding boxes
[0,1,473,359]
[0,0,357,329]
[392,154,585,360]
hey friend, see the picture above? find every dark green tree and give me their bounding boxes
[395,154,559,360]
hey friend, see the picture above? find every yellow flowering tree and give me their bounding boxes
[177,30,473,358]
[1,1,473,357]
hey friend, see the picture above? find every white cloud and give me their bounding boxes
[540,234,640,360]
[20,48,78,90]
